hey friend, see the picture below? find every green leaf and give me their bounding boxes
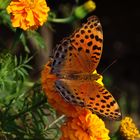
[0,0,9,9]
[19,68,29,76]
[21,33,30,53]
[24,55,33,64]
[23,65,32,70]
[14,56,18,66]
[28,31,46,48]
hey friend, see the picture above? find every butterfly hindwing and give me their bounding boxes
[87,82,122,120]
[55,78,121,120]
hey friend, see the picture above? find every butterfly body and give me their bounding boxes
[50,16,121,120]
[57,72,100,81]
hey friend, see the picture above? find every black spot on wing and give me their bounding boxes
[87,41,92,47]
[51,39,71,74]
[92,45,101,50]
[55,80,85,107]
[78,47,83,52]
[90,34,94,39]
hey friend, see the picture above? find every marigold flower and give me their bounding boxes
[41,62,104,117]
[7,0,50,30]
[60,112,110,140]
[120,116,140,140]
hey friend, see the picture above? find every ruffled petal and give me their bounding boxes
[6,0,50,30]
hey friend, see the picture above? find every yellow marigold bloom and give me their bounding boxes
[61,112,110,140]
[93,70,104,86]
[120,117,140,140]
[7,0,50,30]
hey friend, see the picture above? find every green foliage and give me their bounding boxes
[27,31,47,49]
[0,9,11,28]
[0,1,12,30]
[0,83,62,139]
[0,0,9,9]
[0,53,32,92]
[0,53,62,139]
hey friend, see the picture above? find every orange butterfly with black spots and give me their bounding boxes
[49,16,121,120]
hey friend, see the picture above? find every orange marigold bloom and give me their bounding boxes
[60,112,110,140]
[120,117,140,140]
[7,0,50,30]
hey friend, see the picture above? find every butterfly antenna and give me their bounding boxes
[101,58,118,75]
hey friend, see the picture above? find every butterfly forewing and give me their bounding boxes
[51,39,87,75]
[51,16,103,75]
[70,16,103,73]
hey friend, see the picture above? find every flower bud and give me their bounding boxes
[74,0,96,19]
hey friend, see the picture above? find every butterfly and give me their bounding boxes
[50,16,121,120]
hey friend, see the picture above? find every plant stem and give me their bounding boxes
[47,115,65,129]
[48,16,75,23]
[10,28,23,52]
